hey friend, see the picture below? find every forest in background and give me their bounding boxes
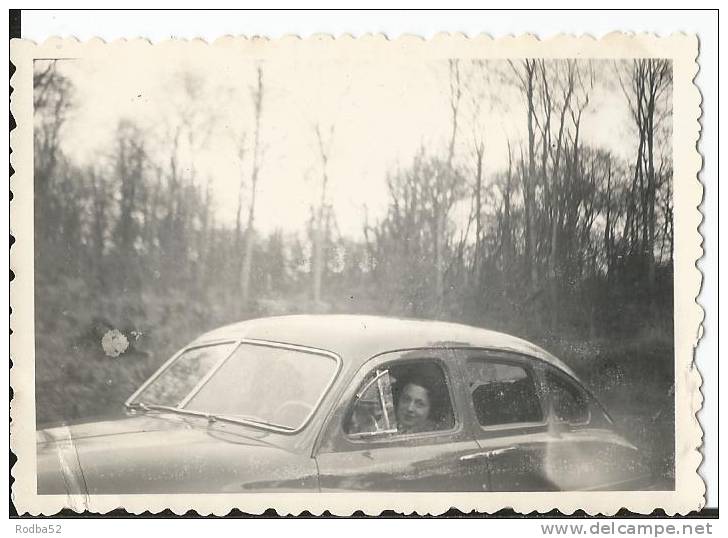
[30,58,674,482]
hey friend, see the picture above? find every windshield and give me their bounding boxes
[133,343,237,407]
[131,341,339,431]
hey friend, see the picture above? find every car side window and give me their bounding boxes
[544,370,590,425]
[465,359,543,427]
[345,359,456,438]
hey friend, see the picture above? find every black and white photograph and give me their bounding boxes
[10,33,704,515]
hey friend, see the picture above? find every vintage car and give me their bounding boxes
[37,315,653,493]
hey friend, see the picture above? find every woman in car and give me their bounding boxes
[395,377,438,434]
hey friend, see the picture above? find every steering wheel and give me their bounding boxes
[272,400,313,424]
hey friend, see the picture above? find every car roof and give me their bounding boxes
[192,314,577,378]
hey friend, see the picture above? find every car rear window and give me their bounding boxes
[544,370,590,425]
[465,359,543,427]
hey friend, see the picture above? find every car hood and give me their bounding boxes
[38,413,204,442]
[37,413,318,494]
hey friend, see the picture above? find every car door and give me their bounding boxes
[314,349,489,492]
[536,365,651,491]
[458,350,558,491]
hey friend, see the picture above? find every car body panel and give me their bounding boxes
[317,437,485,492]
[537,429,651,491]
[37,414,318,494]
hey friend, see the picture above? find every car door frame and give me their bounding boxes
[452,347,560,491]
[312,347,489,491]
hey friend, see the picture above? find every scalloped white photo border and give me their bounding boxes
[9,33,704,516]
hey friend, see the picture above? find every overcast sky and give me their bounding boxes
[51,50,639,238]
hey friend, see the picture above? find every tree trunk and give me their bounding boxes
[473,141,484,282]
[240,67,264,310]
[524,59,538,292]
[313,123,333,306]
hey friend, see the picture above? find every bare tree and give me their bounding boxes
[472,135,485,281]
[447,59,462,166]
[432,59,463,305]
[463,60,491,282]
[240,67,265,309]
[312,122,335,305]
[234,133,247,257]
[33,60,74,250]
[618,59,671,293]
[88,166,109,289]
[508,59,539,292]
[111,120,148,291]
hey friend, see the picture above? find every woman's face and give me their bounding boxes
[396,383,431,431]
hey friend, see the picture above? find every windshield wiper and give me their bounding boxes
[225,414,279,427]
[125,401,181,414]
[125,401,150,411]
[125,402,294,431]
[127,402,227,424]
[199,412,293,431]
